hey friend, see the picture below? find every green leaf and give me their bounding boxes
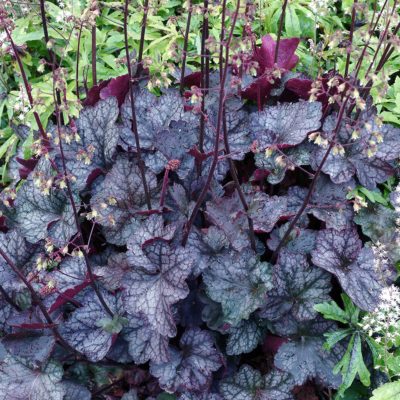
[370,381,400,400]
[0,135,18,160]
[157,394,176,400]
[336,333,370,398]
[341,294,360,324]
[97,315,128,334]
[314,301,349,324]
[324,328,353,350]
[285,6,301,37]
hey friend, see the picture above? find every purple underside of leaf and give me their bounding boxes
[311,228,396,311]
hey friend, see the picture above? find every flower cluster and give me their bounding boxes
[361,285,400,374]
[308,0,338,16]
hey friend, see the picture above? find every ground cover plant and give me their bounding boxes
[0,0,399,399]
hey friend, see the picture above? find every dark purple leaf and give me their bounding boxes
[63,97,120,189]
[226,318,264,355]
[260,251,331,322]
[267,223,317,254]
[219,364,295,400]
[0,357,65,400]
[203,250,272,325]
[90,155,158,245]
[311,228,396,311]
[14,158,78,246]
[206,193,249,252]
[313,115,399,189]
[254,144,311,185]
[124,312,169,364]
[120,88,198,151]
[150,328,222,393]
[274,337,342,388]
[124,238,193,337]
[250,101,322,148]
[288,175,355,230]
[99,74,129,106]
[62,381,91,400]
[247,192,287,232]
[61,290,123,361]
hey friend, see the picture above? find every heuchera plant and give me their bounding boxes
[0,3,399,399]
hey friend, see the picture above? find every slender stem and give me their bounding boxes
[91,26,97,85]
[39,0,53,62]
[363,1,397,81]
[4,27,47,141]
[344,0,358,77]
[375,22,399,72]
[219,0,227,81]
[159,168,170,208]
[222,110,256,250]
[0,247,75,353]
[137,0,149,73]
[124,0,152,210]
[198,0,209,164]
[271,95,350,262]
[179,0,192,94]
[75,23,83,100]
[274,0,289,64]
[182,0,241,246]
[39,0,64,123]
[204,0,210,90]
[48,52,114,317]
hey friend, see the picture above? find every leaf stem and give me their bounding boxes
[49,62,114,317]
[92,26,97,85]
[75,22,83,100]
[123,0,152,209]
[39,0,64,123]
[271,95,351,262]
[179,0,192,94]
[159,168,169,208]
[3,27,47,141]
[0,247,76,353]
[137,0,149,74]
[182,0,241,246]
[274,0,289,64]
[222,109,256,250]
[344,0,358,77]
[198,0,209,170]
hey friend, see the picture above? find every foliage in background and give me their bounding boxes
[3,0,397,183]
